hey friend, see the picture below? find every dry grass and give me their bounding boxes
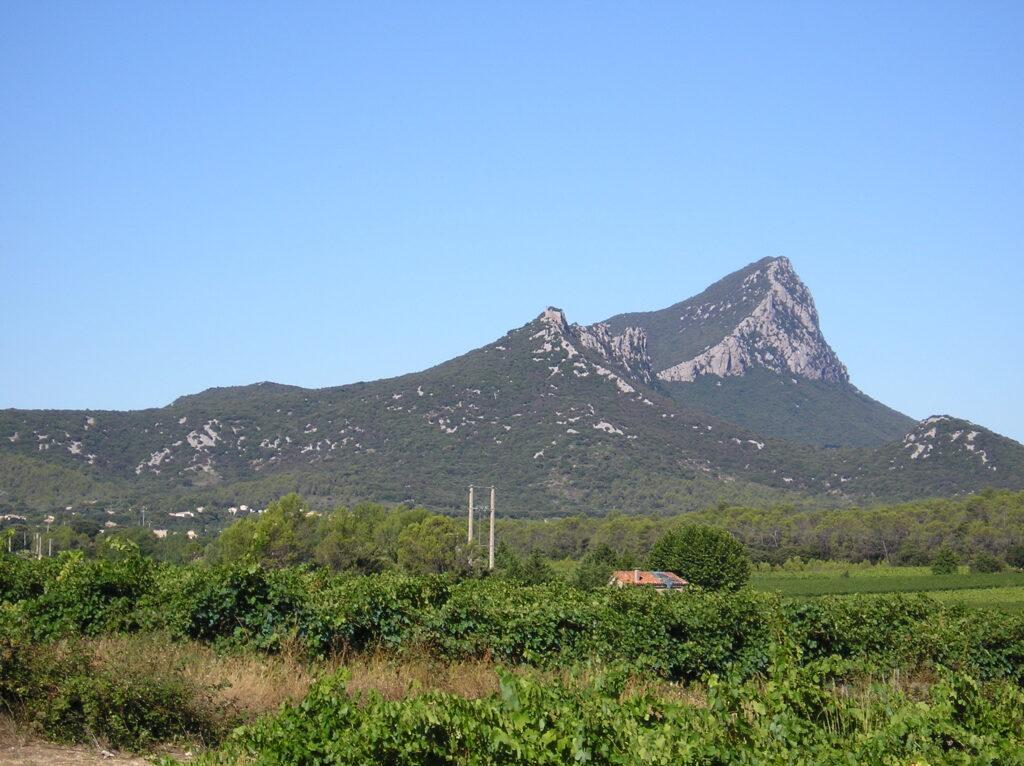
[88,635,332,717]
[345,652,501,700]
[620,676,708,706]
[84,636,506,716]
[79,635,709,716]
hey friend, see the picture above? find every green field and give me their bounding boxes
[752,565,1024,611]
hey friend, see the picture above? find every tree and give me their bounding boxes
[207,494,316,567]
[931,547,958,575]
[249,493,317,567]
[971,552,1004,573]
[648,525,750,591]
[572,544,631,590]
[207,516,257,565]
[397,516,469,575]
[496,548,555,585]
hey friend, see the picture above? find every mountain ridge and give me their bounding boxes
[599,257,916,446]
[2,259,1022,521]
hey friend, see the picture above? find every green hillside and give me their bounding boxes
[661,369,915,447]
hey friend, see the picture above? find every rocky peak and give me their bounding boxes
[657,257,849,384]
[538,306,570,330]
[575,322,653,384]
[531,307,655,388]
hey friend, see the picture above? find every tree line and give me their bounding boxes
[5,489,1023,575]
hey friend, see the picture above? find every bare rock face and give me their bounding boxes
[574,322,653,385]
[657,258,848,384]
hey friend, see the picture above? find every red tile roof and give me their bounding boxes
[610,570,688,588]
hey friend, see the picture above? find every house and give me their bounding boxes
[609,570,688,591]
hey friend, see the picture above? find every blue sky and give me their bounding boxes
[2,2,1022,442]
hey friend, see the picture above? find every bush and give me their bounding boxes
[931,547,958,575]
[4,557,1024,687]
[972,552,1005,573]
[1004,544,1024,570]
[571,544,628,590]
[648,526,750,591]
[19,552,155,640]
[38,668,223,750]
[0,627,227,751]
[156,563,310,651]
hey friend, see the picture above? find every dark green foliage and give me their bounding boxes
[1008,544,1024,570]
[648,525,750,591]
[5,554,1024,686]
[494,545,557,586]
[662,369,914,447]
[37,669,221,751]
[0,622,225,751]
[302,573,450,654]
[396,515,474,575]
[973,552,1006,573]
[571,544,630,590]
[932,547,959,575]
[20,552,154,639]
[5,551,1024,758]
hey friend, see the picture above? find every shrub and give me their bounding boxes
[571,544,627,591]
[0,626,227,751]
[931,547,958,575]
[972,552,1005,573]
[648,526,750,591]
[38,667,224,750]
[20,552,155,639]
[159,563,310,651]
[1006,544,1024,570]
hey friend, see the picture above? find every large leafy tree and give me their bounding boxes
[397,516,472,575]
[648,525,750,591]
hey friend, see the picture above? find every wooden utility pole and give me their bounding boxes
[488,486,496,570]
[467,485,474,544]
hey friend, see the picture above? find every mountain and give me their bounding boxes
[600,257,916,446]
[2,260,1022,525]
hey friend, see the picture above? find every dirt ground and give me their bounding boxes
[0,718,185,766]
[0,741,151,766]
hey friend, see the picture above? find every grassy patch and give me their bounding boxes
[752,566,1024,609]
[928,587,1024,613]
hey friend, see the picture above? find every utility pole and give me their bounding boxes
[467,485,474,544]
[488,486,496,570]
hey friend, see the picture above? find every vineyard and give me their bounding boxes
[2,551,1024,763]
[747,563,1024,615]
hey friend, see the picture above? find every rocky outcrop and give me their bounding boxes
[898,415,998,471]
[574,322,653,384]
[657,258,848,384]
